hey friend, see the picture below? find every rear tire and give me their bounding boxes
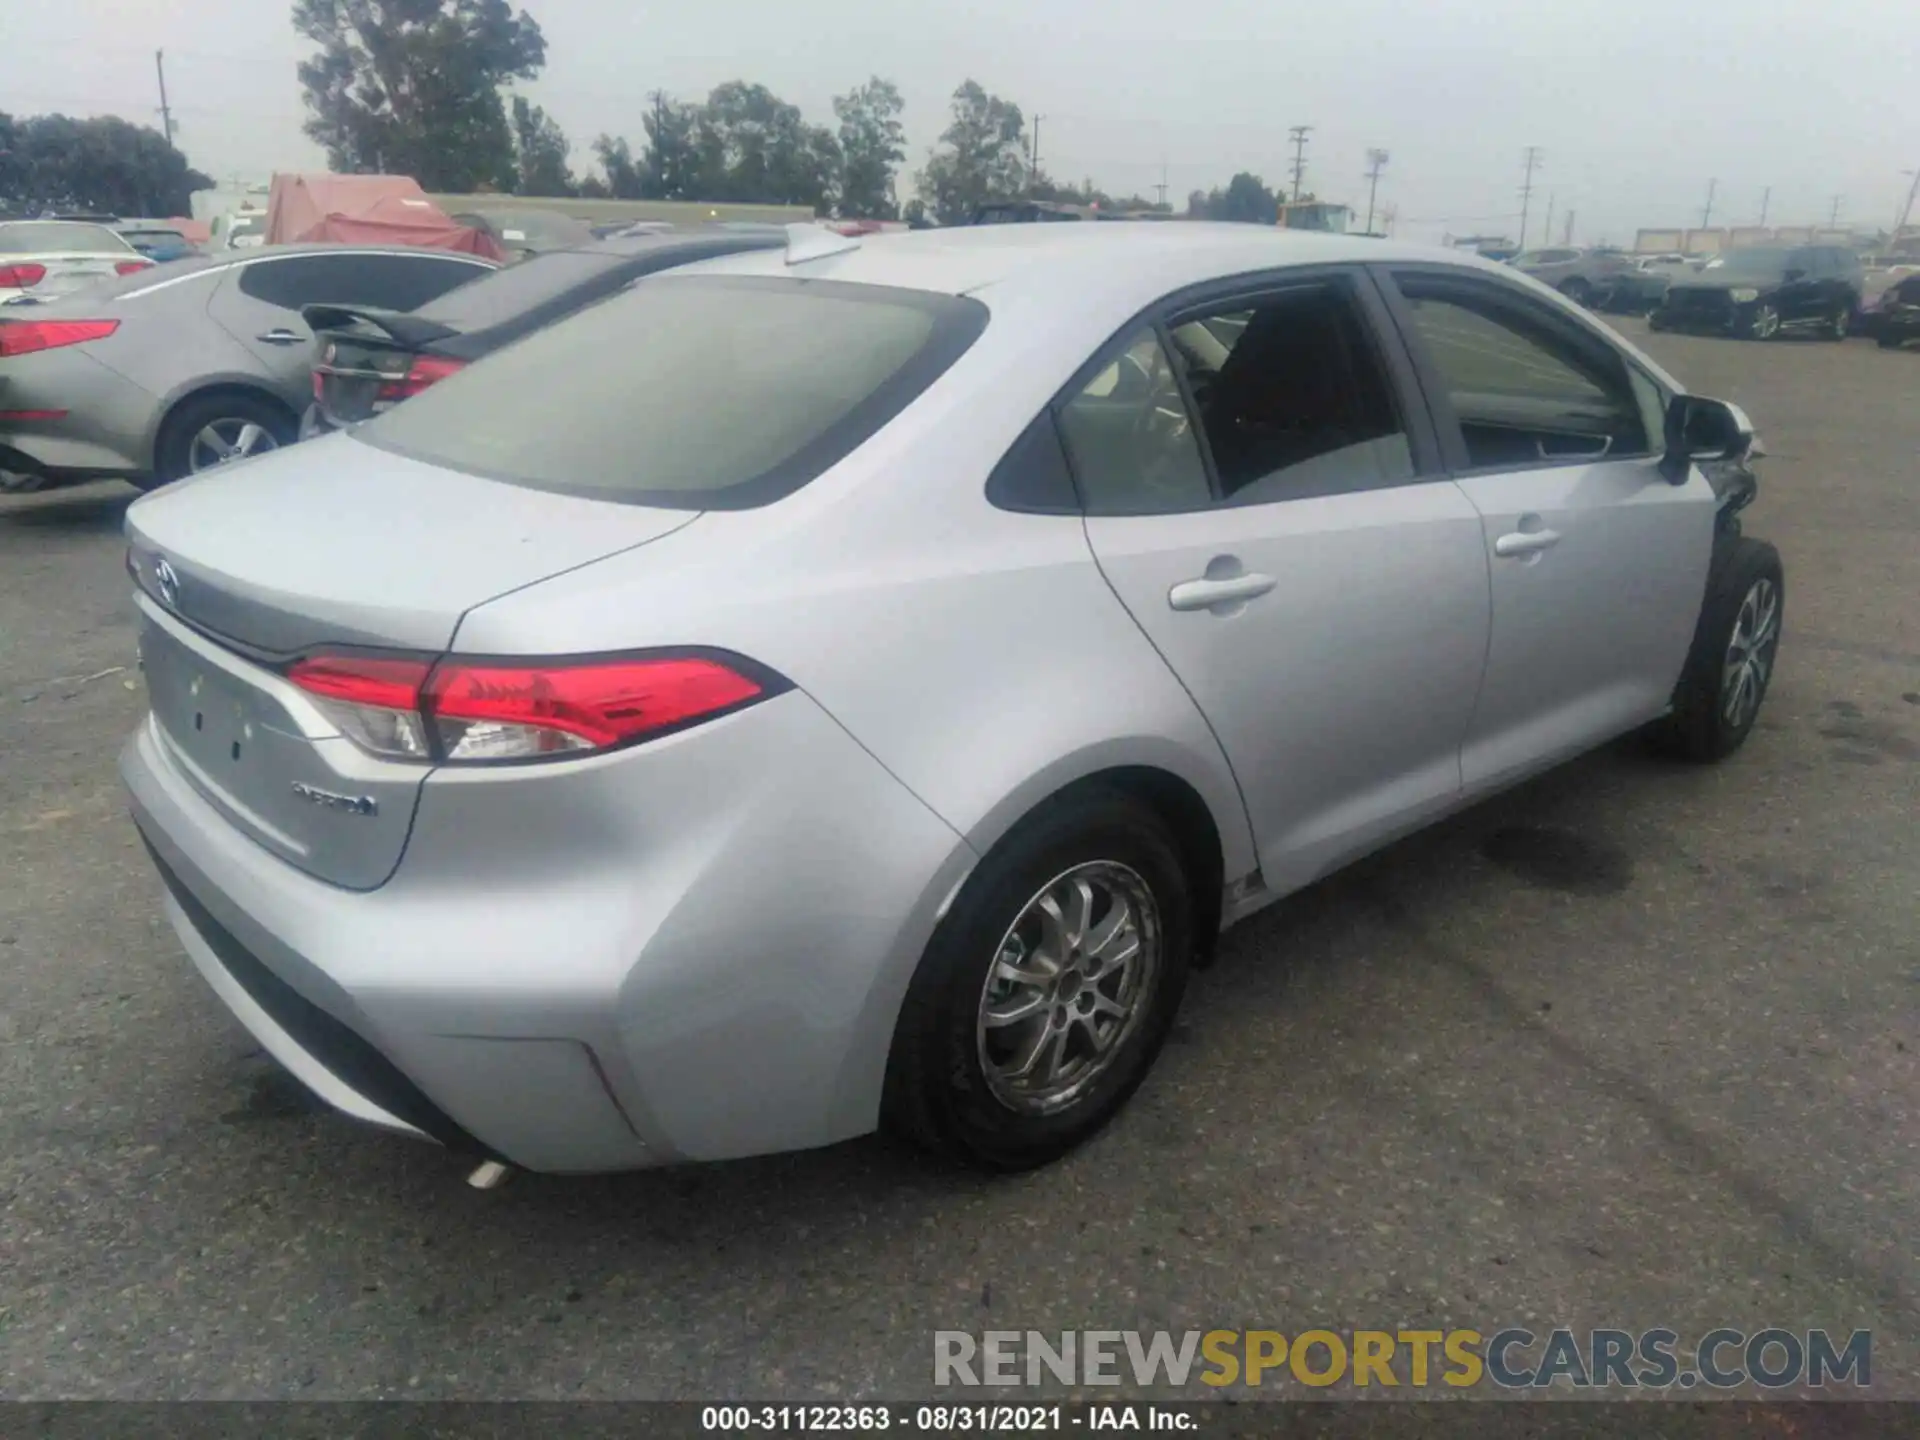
[1880,333,1906,350]
[152,392,297,487]
[1648,538,1784,763]
[883,788,1192,1171]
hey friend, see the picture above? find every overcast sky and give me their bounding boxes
[6,0,1916,244]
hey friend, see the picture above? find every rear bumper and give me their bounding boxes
[121,687,976,1173]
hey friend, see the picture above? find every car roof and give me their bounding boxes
[678,222,1481,300]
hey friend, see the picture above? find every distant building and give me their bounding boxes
[1278,201,1352,233]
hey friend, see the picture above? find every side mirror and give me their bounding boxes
[1661,394,1757,484]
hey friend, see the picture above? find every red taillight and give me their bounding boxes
[376,354,467,403]
[115,259,152,276]
[288,654,431,711]
[0,409,68,422]
[285,651,774,763]
[0,319,121,357]
[428,657,765,755]
[0,264,47,289]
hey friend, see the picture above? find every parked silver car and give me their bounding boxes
[0,244,494,491]
[1508,246,1638,306]
[121,224,1782,1179]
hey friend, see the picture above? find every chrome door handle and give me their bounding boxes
[256,329,305,345]
[1168,573,1278,611]
[1494,529,1562,558]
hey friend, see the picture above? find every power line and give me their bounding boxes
[1517,146,1543,249]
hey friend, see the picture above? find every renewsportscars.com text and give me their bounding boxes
[933,1328,1871,1390]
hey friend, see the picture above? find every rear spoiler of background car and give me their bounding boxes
[301,303,460,349]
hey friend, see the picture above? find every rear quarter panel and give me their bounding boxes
[80,274,281,462]
[447,289,1259,888]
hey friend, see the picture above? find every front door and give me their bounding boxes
[1069,272,1493,896]
[1381,269,1718,791]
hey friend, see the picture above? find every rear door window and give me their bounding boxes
[360,275,988,509]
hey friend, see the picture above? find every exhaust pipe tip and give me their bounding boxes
[466,1159,515,1190]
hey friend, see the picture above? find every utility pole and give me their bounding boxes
[154,50,176,146]
[1701,177,1717,228]
[1155,156,1168,209]
[1543,193,1556,250]
[1363,148,1388,234]
[1029,115,1043,193]
[1563,209,1576,245]
[1829,194,1843,228]
[1517,146,1543,249]
[1897,169,1920,237]
[1759,186,1771,228]
[1288,125,1313,203]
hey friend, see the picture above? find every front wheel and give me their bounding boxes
[1560,278,1594,307]
[1745,302,1782,340]
[1826,305,1851,341]
[883,788,1192,1171]
[1648,538,1785,763]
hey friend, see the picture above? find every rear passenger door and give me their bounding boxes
[1070,269,1493,896]
[1781,248,1827,325]
[211,252,492,403]
[1380,268,1716,791]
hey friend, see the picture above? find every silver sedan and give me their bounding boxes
[120,223,1783,1180]
[0,244,493,492]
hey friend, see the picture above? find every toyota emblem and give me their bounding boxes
[154,557,180,609]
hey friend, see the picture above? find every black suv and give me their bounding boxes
[1652,244,1863,340]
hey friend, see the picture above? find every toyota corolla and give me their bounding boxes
[121,223,1782,1181]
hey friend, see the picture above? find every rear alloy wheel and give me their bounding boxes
[1649,538,1784,762]
[884,788,1191,1170]
[150,392,297,487]
[1746,302,1782,340]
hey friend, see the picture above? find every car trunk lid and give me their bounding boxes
[125,435,700,887]
[305,304,463,426]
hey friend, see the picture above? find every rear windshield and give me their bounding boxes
[414,248,624,327]
[361,275,989,510]
[0,222,134,255]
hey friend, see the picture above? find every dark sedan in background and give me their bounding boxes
[303,228,785,432]
[1653,244,1862,340]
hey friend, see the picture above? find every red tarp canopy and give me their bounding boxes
[263,174,506,259]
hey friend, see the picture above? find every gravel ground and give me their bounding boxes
[1,323,1916,1402]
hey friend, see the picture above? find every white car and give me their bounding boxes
[0,220,152,303]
